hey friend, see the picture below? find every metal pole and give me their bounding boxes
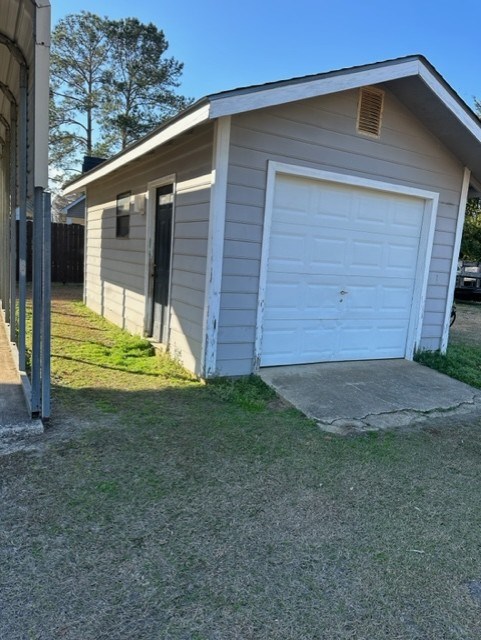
[31,186,43,415]
[41,191,51,421]
[4,126,11,324]
[0,142,5,314]
[9,109,17,344]
[17,66,27,372]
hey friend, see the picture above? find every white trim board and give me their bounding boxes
[418,67,481,145]
[63,105,210,194]
[65,61,420,196]
[63,57,481,197]
[201,116,231,377]
[144,174,176,342]
[209,60,419,118]
[441,167,470,352]
[254,161,440,368]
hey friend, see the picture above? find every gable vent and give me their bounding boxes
[357,87,384,137]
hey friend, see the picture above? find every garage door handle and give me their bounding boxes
[340,290,349,295]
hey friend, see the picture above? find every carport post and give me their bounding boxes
[17,66,27,372]
[30,186,43,415]
[0,138,5,315]
[41,190,51,420]
[9,109,16,343]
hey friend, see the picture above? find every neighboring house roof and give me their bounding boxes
[63,54,481,194]
[62,195,85,219]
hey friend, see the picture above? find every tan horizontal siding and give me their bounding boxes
[217,87,465,375]
[84,122,214,375]
[216,359,253,376]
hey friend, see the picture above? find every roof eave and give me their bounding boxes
[63,102,211,194]
[63,55,481,193]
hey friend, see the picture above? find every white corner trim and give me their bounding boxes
[201,116,231,377]
[411,196,439,356]
[254,162,277,370]
[143,174,176,339]
[441,167,470,352]
[254,161,440,368]
[63,105,211,195]
[209,60,419,118]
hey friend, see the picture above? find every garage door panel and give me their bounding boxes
[265,274,340,320]
[261,175,425,366]
[273,176,312,212]
[269,229,305,260]
[262,319,339,366]
[380,284,415,312]
[270,234,346,274]
[345,284,378,312]
[351,239,384,269]
[273,211,400,237]
[338,321,409,360]
[387,242,420,274]
[344,277,415,317]
[391,200,425,235]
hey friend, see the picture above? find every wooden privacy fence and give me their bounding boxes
[17,220,84,283]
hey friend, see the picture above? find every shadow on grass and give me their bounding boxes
[51,334,111,346]
[51,352,193,379]
[51,374,281,420]
[47,378,319,469]
[51,320,111,332]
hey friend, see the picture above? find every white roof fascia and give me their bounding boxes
[63,103,211,194]
[417,64,481,145]
[208,59,420,118]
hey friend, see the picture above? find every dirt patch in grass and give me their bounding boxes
[3,287,481,639]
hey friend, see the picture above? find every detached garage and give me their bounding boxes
[63,55,481,378]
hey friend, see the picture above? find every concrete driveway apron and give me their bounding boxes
[260,359,481,434]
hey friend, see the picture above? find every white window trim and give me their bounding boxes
[201,116,231,377]
[441,167,470,352]
[144,174,176,344]
[254,161,440,368]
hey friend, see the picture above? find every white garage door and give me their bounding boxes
[261,174,426,366]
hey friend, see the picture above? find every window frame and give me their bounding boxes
[116,191,131,238]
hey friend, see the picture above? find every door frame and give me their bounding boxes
[254,161,440,369]
[144,174,176,341]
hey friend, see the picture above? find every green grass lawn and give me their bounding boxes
[416,301,481,389]
[3,288,481,639]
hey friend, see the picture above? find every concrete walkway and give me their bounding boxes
[260,359,481,434]
[0,315,43,437]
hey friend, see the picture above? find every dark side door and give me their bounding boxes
[152,184,173,343]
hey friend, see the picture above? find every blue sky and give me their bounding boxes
[51,0,481,109]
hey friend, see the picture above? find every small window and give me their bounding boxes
[357,87,384,138]
[116,191,131,238]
